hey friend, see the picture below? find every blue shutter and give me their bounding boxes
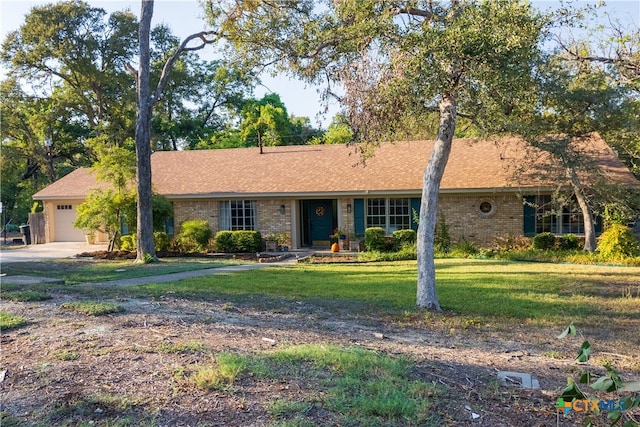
[410,198,421,231]
[354,199,365,236]
[523,195,536,236]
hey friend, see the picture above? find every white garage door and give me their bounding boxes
[53,204,85,242]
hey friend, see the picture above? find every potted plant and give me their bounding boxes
[264,234,278,251]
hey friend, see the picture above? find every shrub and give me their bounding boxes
[434,215,451,254]
[558,234,580,250]
[597,224,640,259]
[364,227,386,252]
[450,238,479,257]
[214,230,262,253]
[214,231,234,252]
[120,234,136,252]
[232,230,262,252]
[177,220,212,252]
[392,229,416,248]
[154,231,171,252]
[532,232,556,250]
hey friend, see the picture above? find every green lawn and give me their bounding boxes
[121,259,640,330]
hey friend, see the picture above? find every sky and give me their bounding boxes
[1,0,639,128]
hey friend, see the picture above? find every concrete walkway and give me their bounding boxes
[0,242,108,264]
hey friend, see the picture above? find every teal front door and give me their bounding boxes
[307,200,334,246]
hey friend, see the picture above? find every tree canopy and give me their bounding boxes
[208,0,549,310]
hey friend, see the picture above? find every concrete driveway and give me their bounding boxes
[0,242,108,264]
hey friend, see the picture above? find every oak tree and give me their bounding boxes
[208,0,547,309]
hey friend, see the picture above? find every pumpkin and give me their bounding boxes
[331,242,340,252]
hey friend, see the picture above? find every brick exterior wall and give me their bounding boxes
[437,193,524,246]
[173,198,293,248]
[172,193,525,249]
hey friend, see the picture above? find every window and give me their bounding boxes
[57,204,72,210]
[366,198,410,233]
[220,200,256,230]
[534,195,585,235]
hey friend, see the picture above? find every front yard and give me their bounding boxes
[1,258,639,426]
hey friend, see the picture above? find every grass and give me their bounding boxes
[0,312,28,330]
[60,301,125,316]
[232,344,440,425]
[122,259,640,329]
[0,290,52,302]
[0,258,234,284]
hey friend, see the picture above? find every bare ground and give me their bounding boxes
[1,273,639,426]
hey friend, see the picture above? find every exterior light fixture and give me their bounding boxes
[279,204,286,214]
[347,203,352,213]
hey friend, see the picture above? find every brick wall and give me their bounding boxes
[437,193,523,246]
[173,198,292,248]
[173,193,525,249]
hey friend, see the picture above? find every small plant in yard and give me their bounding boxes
[556,322,640,426]
[52,350,79,361]
[190,353,247,391]
[0,312,27,330]
[60,301,124,316]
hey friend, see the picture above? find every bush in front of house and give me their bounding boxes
[176,220,212,252]
[214,231,234,252]
[597,223,640,260]
[154,231,171,252]
[532,232,556,250]
[557,233,580,250]
[232,230,262,252]
[392,229,416,249]
[120,234,136,251]
[365,227,387,252]
[214,230,262,253]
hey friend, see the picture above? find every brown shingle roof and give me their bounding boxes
[33,134,639,200]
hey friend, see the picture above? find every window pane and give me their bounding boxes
[221,200,256,231]
[389,198,410,231]
[367,198,386,228]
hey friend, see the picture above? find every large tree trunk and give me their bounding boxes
[416,94,457,310]
[569,168,596,251]
[135,0,157,263]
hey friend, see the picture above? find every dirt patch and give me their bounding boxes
[1,289,638,426]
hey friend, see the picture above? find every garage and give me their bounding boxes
[52,203,85,242]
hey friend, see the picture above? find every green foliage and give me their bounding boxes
[358,245,417,262]
[214,230,262,253]
[557,323,640,426]
[154,231,171,252]
[0,290,51,302]
[120,234,136,252]
[176,220,212,253]
[449,239,479,258]
[214,231,234,253]
[532,232,557,250]
[558,233,580,250]
[232,230,262,252]
[434,215,451,254]
[597,224,640,259]
[0,312,28,330]
[392,229,416,248]
[364,227,386,252]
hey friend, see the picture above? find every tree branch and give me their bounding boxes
[125,62,137,77]
[153,31,217,104]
